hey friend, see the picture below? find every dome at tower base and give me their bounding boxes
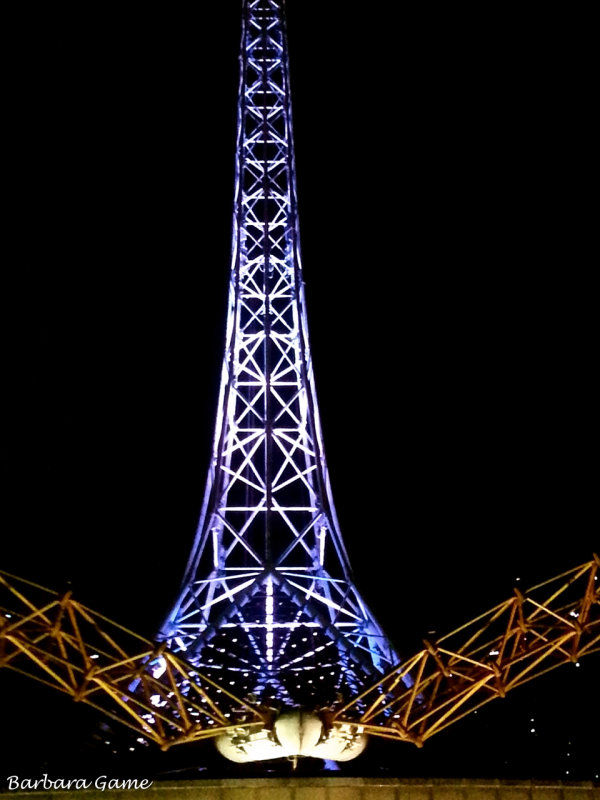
[215,711,368,763]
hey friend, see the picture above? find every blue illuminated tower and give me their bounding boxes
[160,0,397,716]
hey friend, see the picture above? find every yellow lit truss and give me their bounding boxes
[1,556,598,752]
[0,572,268,749]
[330,555,600,746]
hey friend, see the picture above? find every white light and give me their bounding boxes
[212,529,219,569]
[265,577,274,663]
[151,657,167,679]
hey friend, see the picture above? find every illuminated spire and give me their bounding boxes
[160,0,397,709]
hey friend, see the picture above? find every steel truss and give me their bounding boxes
[159,0,397,707]
[331,556,600,746]
[1,558,598,751]
[0,572,266,750]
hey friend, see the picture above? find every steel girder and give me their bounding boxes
[330,556,600,746]
[0,572,266,750]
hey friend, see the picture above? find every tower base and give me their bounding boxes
[215,710,367,763]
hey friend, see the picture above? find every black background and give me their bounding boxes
[2,2,598,785]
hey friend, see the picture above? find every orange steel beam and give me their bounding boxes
[0,572,267,750]
[331,556,600,747]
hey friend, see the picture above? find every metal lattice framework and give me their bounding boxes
[159,0,397,707]
[330,556,600,746]
[1,558,598,751]
[3,0,597,766]
[0,572,266,749]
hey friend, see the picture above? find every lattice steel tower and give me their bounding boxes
[160,0,397,715]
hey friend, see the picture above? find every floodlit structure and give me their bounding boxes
[0,0,598,771]
[1,559,598,758]
[158,0,399,754]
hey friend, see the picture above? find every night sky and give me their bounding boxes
[3,2,598,785]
